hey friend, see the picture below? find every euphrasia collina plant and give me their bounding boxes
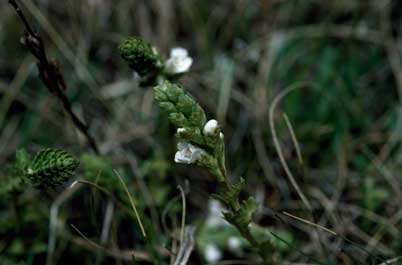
[1,148,79,197]
[119,37,273,264]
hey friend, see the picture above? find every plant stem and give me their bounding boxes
[219,169,273,264]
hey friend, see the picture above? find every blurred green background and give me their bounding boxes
[1,0,402,264]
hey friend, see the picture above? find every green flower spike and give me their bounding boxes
[154,81,228,182]
[152,73,271,263]
[118,36,163,77]
[154,80,206,129]
[27,148,79,188]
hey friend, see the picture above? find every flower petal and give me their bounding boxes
[170,47,188,58]
[175,57,192,73]
[174,142,205,164]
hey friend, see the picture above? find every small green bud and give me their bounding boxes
[118,37,162,76]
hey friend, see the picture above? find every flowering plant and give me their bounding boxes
[119,36,273,264]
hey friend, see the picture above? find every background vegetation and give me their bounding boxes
[1,0,402,264]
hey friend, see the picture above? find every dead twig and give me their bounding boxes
[8,0,99,154]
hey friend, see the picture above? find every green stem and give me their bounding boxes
[218,171,272,264]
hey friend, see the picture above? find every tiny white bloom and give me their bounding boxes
[219,132,224,139]
[177,128,186,134]
[203,119,219,135]
[165,47,193,74]
[174,142,204,164]
[228,236,242,251]
[204,243,222,263]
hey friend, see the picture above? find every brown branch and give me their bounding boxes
[8,0,35,36]
[8,0,99,154]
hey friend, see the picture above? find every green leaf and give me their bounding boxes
[15,149,30,169]
[0,170,25,198]
[168,112,189,128]
[159,102,177,113]
[0,149,31,197]
[223,197,258,228]
[189,105,206,129]
[176,127,205,145]
[176,94,196,116]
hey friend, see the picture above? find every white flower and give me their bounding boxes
[203,119,219,136]
[177,128,186,134]
[204,243,222,264]
[164,47,193,74]
[174,142,204,164]
[227,236,242,251]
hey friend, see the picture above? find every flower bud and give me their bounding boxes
[203,119,219,136]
